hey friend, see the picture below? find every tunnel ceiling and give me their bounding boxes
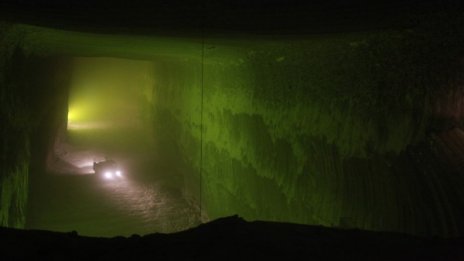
[0,0,457,35]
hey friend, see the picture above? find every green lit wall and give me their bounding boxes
[0,25,33,228]
[0,24,69,227]
[152,25,464,236]
[149,58,202,205]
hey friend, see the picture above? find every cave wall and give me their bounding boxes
[0,24,70,228]
[150,58,203,215]
[151,17,464,237]
[0,25,33,228]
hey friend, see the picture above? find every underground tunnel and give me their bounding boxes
[1,2,464,259]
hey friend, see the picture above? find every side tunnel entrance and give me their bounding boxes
[26,56,203,236]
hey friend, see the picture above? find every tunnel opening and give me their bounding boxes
[52,57,156,176]
[25,56,204,237]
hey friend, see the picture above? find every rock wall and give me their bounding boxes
[0,24,69,228]
[151,17,464,237]
[0,25,32,227]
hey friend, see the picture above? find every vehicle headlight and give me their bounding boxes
[104,171,113,179]
[115,170,122,177]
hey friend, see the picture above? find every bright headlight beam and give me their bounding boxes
[116,170,122,177]
[104,171,113,179]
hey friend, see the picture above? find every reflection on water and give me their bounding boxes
[27,172,201,237]
[100,176,197,233]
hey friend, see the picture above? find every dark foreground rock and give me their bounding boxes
[0,215,463,260]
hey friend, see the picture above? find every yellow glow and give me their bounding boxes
[66,58,155,133]
[67,107,85,130]
[67,107,86,123]
[67,105,97,130]
[67,110,75,122]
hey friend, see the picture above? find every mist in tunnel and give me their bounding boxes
[54,57,155,174]
[26,57,203,236]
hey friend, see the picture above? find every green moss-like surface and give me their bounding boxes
[1,24,68,228]
[0,24,31,228]
[0,161,29,227]
[151,17,464,236]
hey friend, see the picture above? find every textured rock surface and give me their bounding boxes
[151,18,464,237]
[0,24,69,228]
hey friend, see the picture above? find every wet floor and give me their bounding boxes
[26,125,202,237]
[26,163,201,237]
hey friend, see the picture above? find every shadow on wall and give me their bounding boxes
[1,24,70,228]
[151,14,464,237]
[152,107,204,221]
[0,42,33,228]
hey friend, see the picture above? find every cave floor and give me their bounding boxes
[26,169,201,237]
[26,123,202,236]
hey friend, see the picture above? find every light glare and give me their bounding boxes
[104,172,113,179]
